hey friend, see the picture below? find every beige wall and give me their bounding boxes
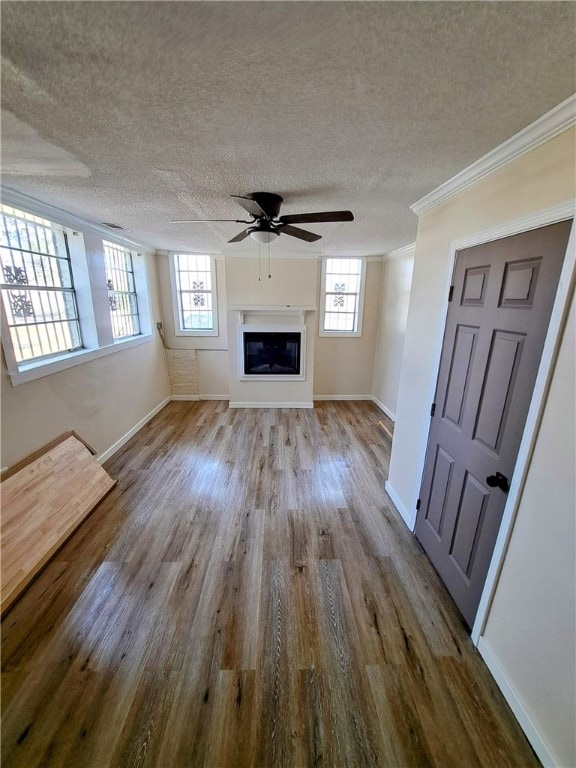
[225,254,318,307]
[197,350,229,397]
[482,292,575,768]
[157,253,384,401]
[388,126,576,766]
[1,252,170,467]
[314,259,383,397]
[371,248,414,417]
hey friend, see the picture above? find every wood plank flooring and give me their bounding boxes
[1,401,539,767]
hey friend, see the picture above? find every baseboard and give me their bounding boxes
[313,395,373,401]
[170,394,199,401]
[477,638,559,768]
[229,401,314,409]
[198,395,229,400]
[371,395,396,421]
[384,481,415,531]
[97,396,171,464]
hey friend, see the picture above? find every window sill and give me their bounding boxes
[8,333,154,386]
[319,330,363,338]
[174,328,219,337]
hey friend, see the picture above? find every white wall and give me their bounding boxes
[387,126,576,767]
[371,246,414,418]
[1,251,170,467]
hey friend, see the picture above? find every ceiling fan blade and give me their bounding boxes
[279,210,354,225]
[228,228,251,243]
[279,224,322,242]
[171,218,250,223]
[231,195,267,218]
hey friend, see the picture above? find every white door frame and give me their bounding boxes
[410,199,575,644]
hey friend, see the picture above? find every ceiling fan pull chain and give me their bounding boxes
[268,241,272,279]
[258,242,261,282]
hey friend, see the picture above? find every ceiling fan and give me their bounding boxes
[171,192,354,244]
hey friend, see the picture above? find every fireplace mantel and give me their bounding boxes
[229,305,316,324]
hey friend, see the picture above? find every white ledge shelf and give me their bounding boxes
[229,305,316,324]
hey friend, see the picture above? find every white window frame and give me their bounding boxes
[319,256,366,337]
[0,208,84,364]
[103,240,141,340]
[0,193,153,386]
[169,253,218,337]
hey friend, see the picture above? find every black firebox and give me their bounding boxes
[243,332,301,375]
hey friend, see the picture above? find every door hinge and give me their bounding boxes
[448,285,454,302]
[430,403,436,417]
[416,498,421,511]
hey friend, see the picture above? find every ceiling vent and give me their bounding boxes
[102,222,124,229]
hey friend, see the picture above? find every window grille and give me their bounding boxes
[174,254,215,331]
[103,240,140,339]
[0,205,82,363]
[322,258,363,333]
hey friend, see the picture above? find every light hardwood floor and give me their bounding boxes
[1,401,539,767]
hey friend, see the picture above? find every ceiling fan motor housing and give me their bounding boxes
[248,222,273,233]
[250,192,283,219]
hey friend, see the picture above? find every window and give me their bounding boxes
[320,257,366,336]
[0,198,153,385]
[0,205,82,363]
[103,240,140,339]
[171,254,218,336]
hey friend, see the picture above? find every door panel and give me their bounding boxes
[450,471,489,578]
[500,258,540,306]
[415,220,572,627]
[425,445,455,536]
[443,325,478,428]
[462,266,490,305]
[473,330,525,454]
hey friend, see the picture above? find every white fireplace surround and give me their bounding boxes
[228,306,316,407]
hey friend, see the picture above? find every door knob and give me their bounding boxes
[486,472,509,492]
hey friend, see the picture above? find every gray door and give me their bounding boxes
[415,220,572,627]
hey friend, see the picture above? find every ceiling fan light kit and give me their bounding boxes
[249,228,279,244]
[171,192,354,245]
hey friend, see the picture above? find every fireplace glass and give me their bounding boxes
[243,332,301,375]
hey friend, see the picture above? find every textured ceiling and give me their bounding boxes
[1,2,575,256]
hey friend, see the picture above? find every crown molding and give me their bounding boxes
[0,186,156,254]
[382,242,415,262]
[412,94,576,217]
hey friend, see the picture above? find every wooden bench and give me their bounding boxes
[1,432,116,614]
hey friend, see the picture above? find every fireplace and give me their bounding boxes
[230,307,314,405]
[238,325,306,380]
